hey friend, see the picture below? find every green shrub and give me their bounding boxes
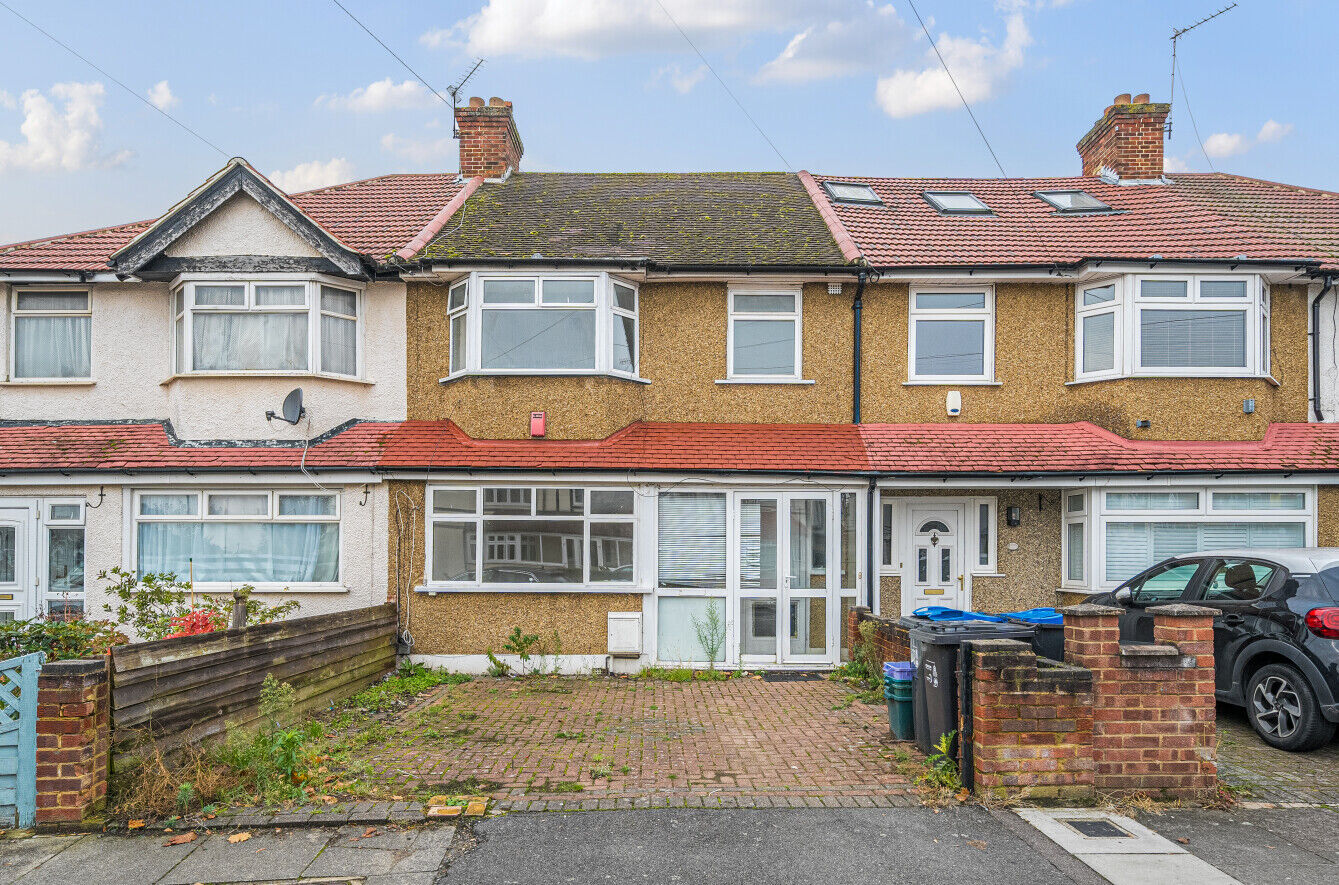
[99,567,299,641]
[0,617,127,661]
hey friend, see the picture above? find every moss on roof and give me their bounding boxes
[415,172,848,266]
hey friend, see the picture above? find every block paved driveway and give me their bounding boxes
[1215,703,1339,805]
[354,675,918,811]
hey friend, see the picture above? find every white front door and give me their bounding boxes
[903,506,967,612]
[0,506,37,622]
[782,494,833,664]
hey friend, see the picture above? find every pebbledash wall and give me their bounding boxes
[404,279,1309,441]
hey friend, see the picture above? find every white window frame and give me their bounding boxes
[1075,277,1123,380]
[446,272,640,380]
[171,274,364,379]
[131,489,343,590]
[1087,484,1313,590]
[1073,273,1271,382]
[423,483,643,591]
[40,497,86,613]
[907,285,995,383]
[1062,490,1089,588]
[447,278,469,375]
[8,287,92,381]
[726,284,804,382]
[878,495,996,575]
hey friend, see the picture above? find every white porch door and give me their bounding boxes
[0,505,37,622]
[902,505,968,613]
[783,495,833,664]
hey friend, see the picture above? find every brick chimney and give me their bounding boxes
[456,96,523,178]
[1076,93,1170,179]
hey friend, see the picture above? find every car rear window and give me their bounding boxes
[1308,567,1339,602]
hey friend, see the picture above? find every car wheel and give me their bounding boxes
[1246,663,1337,752]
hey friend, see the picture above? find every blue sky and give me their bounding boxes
[0,0,1330,244]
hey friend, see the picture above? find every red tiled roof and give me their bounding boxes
[3,419,1339,476]
[809,172,1338,270]
[0,173,466,270]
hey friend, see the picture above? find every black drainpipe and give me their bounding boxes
[852,270,868,424]
[1312,274,1335,421]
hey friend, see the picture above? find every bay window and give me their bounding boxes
[172,277,361,377]
[133,490,340,586]
[1074,273,1270,381]
[11,289,91,380]
[727,286,802,380]
[908,287,994,382]
[445,273,639,378]
[427,485,638,586]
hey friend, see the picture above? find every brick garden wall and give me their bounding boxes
[968,603,1217,801]
[849,606,909,665]
[36,659,110,827]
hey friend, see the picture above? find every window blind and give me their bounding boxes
[657,492,727,588]
[1105,521,1304,582]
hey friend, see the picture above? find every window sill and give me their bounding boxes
[160,372,373,386]
[1066,373,1278,387]
[716,378,815,385]
[0,378,95,386]
[190,583,349,594]
[440,371,651,385]
[417,583,651,595]
[902,379,1001,387]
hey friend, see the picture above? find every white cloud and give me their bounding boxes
[316,78,436,112]
[1202,119,1294,159]
[145,80,177,111]
[0,90,15,111]
[1163,154,1193,173]
[380,132,456,165]
[756,5,909,84]
[0,82,131,173]
[874,13,1030,118]
[1257,119,1293,143]
[423,0,816,59]
[268,158,354,192]
[655,62,708,94]
[1203,132,1247,159]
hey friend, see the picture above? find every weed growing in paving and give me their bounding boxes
[829,621,883,704]
[555,730,586,740]
[639,667,739,682]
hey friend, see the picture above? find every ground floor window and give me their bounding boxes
[427,485,638,587]
[45,501,85,616]
[1066,486,1312,589]
[133,490,340,585]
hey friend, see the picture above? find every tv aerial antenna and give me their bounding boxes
[448,58,486,138]
[1168,2,1237,139]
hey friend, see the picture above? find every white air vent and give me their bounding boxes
[607,612,642,657]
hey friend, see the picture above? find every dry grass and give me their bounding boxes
[109,741,243,820]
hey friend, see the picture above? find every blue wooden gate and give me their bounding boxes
[0,652,44,829]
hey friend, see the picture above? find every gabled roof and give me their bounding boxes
[807,171,1337,271]
[0,169,468,272]
[413,172,849,267]
[3,419,1339,477]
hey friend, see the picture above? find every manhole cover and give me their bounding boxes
[1061,818,1133,839]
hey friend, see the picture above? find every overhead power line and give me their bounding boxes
[0,0,229,159]
[653,0,793,172]
[328,0,455,111]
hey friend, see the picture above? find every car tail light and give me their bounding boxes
[1305,607,1339,639]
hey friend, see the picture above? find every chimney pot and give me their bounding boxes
[456,96,524,178]
[1114,93,1132,105]
[468,96,485,108]
[488,96,506,107]
[1133,93,1150,104]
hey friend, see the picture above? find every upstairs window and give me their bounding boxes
[1035,190,1112,213]
[727,286,803,380]
[923,191,994,216]
[447,273,639,378]
[11,290,91,380]
[1075,274,1270,381]
[908,287,994,382]
[172,278,361,377]
[822,181,883,206]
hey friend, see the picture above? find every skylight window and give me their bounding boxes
[923,191,993,216]
[822,181,883,206]
[1036,190,1112,213]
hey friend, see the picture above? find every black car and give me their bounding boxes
[1090,548,1339,752]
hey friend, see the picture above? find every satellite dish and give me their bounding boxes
[266,388,306,425]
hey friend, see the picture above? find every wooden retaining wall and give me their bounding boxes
[109,604,396,751]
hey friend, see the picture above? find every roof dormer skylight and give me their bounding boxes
[1036,190,1112,214]
[923,191,994,216]
[822,181,883,206]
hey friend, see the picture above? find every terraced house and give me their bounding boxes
[3,93,1339,674]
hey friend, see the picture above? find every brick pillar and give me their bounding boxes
[36,658,110,827]
[969,638,1094,801]
[1148,603,1218,797]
